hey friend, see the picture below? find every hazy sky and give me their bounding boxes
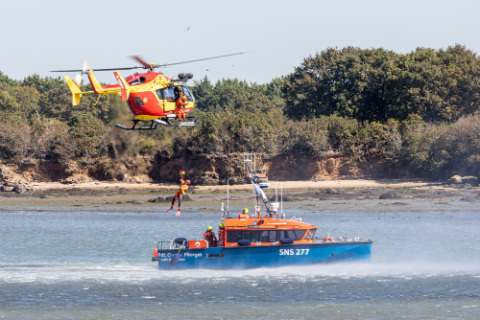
[1,0,479,85]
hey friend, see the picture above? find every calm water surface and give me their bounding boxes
[1,200,479,319]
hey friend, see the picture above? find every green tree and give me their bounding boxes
[68,111,107,157]
[23,74,64,94]
[0,71,18,87]
[283,45,480,123]
[191,76,214,111]
[0,89,20,113]
[10,86,41,119]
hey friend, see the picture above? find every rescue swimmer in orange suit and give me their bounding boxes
[203,226,217,247]
[175,92,188,121]
[167,170,190,216]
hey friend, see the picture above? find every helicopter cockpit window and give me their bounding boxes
[182,87,195,102]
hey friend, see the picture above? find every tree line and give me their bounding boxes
[1,44,480,181]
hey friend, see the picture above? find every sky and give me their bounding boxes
[1,0,480,85]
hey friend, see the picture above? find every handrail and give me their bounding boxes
[157,239,210,251]
[156,236,371,252]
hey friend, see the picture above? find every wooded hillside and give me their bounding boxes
[1,45,480,183]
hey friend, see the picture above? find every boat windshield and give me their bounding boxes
[227,229,306,243]
[305,229,317,239]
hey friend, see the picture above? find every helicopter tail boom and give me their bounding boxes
[87,69,105,94]
[64,76,84,106]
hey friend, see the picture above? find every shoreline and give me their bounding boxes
[10,179,446,193]
[2,179,478,208]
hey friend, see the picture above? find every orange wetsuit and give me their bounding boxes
[168,178,189,212]
[203,230,217,247]
[176,93,188,120]
[218,227,225,247]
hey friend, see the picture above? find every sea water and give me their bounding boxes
[1,200,479,319]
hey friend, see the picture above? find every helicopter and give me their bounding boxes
[51,52,248,130]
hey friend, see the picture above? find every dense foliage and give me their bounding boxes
[1,45,480,180]
[284,45,480,123]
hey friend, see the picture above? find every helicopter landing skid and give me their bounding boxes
[153,118,197,127]
[115,118,197,130]
[114,120,158,130]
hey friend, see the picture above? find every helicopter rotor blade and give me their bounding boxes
[83,59,90,73]
[51,51,250,73]
[130,55,155,71]
[153,51,250,68]
[51,66,143,73]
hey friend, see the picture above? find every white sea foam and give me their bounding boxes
[1,260,479,284]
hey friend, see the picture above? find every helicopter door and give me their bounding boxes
[156,86,194,112]
[156,87,176,112]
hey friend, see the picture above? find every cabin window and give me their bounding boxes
[305,229,317,239]
[156,87,175,101]
[155,85,195,102]
[227,229,306,243]
[156,89,165,100]
[134,97,144,106]
[281,230,306,240]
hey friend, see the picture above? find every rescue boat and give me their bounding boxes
[152,211,372,270]
[152,154,372,269]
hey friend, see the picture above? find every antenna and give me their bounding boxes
[281,182,283,215]
[227,179,230,217]
[275,183,278,202]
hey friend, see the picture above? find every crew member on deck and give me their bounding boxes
[203,226,217,247]
[218,222,225,247]
[238,208,249,219]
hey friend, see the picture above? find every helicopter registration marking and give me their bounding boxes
[279,249,309,255]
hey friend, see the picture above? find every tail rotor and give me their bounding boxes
[74,59,90,87]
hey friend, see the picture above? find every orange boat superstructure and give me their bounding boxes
[221,213,318,247]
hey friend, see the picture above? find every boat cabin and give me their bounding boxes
[221,216,317,247]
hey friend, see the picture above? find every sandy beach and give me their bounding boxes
[1,179,478,208]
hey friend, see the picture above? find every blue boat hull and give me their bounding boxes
[154,241,372,270]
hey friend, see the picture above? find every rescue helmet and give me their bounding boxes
[179,170,185,176]
[219,222,225,228]
[186,180,191,185]
[181,95,187,101]
[243,208,249,214]
[207,226,212,231]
